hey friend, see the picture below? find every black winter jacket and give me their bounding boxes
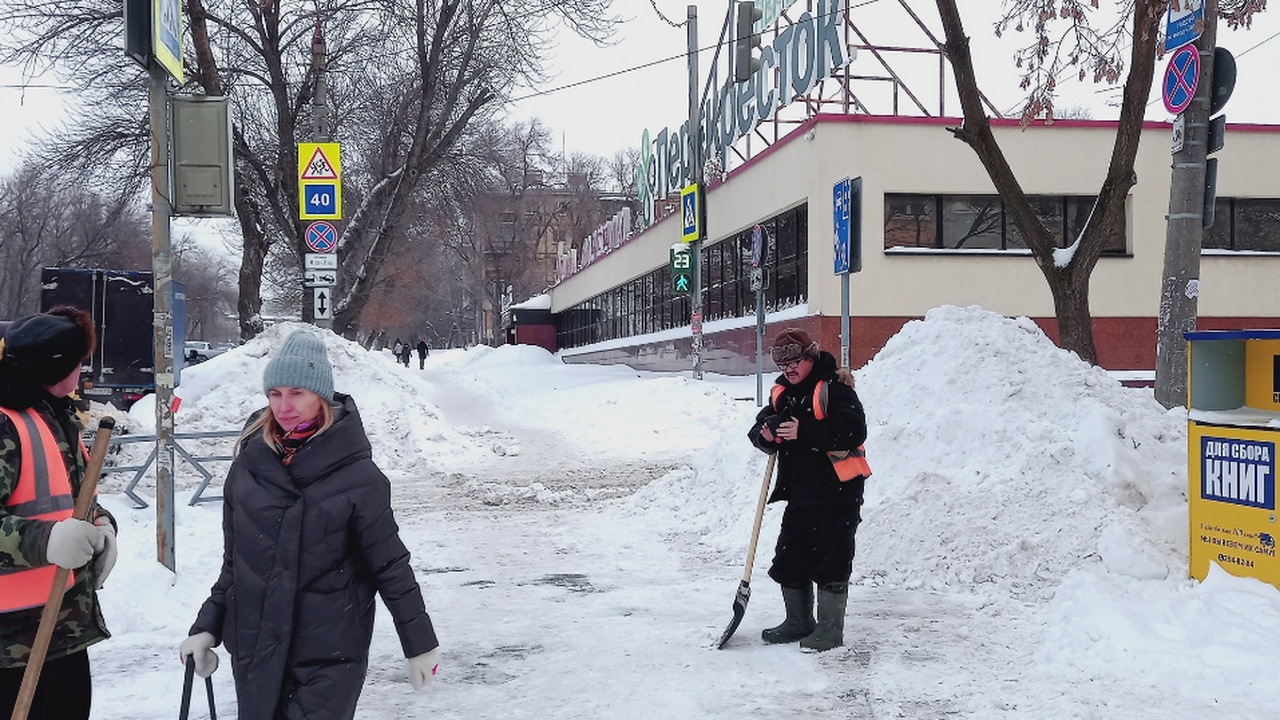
[190,393,437,720]
[748,351,868,507]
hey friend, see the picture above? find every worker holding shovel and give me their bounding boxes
[0,308,118,720]
[747,328,869,652]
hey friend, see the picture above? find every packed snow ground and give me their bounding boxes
[84,306,1280,719]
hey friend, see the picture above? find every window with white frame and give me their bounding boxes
[885,194,1126,254]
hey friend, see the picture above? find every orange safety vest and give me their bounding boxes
[771,381,872,482]
[0,406,78,612]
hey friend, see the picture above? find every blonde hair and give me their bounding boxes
[236,398,336,457]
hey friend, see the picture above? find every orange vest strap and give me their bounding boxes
[771,381,872,482]
[0,406,77,612]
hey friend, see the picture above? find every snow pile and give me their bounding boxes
[854,305,1188,598]
[104,323,482,499]
[630,306,1189,602]
[77,304,1280,718]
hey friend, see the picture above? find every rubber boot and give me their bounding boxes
[800,582,848,652]
[761,583,816,644]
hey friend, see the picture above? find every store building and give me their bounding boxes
[545,114,1280,374]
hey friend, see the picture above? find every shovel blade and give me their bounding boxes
[715,580,751,649]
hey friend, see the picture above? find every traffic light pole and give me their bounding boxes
[688,5,704,380]
[147,61,176,571]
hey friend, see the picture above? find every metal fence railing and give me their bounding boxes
[89,430,240,509]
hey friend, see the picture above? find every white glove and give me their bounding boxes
[91,516,117,589]
[407,647,440,690]
[179,632,220,678]
[46,518,104,570]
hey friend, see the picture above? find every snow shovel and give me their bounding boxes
[11,417,115,720]
[715,452,777,649]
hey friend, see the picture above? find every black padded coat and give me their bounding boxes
[748,351,868,507]
[190,393,437,720]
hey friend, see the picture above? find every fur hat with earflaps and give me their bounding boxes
[770,328,819,366]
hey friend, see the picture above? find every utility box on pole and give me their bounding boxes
[171,95,234,216]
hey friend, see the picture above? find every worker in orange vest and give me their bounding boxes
[0,307,117,720]
[748,328,869,652]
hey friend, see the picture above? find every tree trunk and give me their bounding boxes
[234,186,268,341]
[1048,264,1097,363]
[935,0,1164,367]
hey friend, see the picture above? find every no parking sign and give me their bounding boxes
[1163,44,1200,115]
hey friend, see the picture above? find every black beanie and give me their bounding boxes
[0,306,96,388]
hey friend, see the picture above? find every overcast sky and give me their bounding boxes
[507,0,1280,161]
[2,1,1278,171]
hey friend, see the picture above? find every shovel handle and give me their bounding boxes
[740,453,777,584]
[10,417,115,720]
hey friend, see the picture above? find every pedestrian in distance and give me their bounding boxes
[178,329,440,720]
[392,338,403,359]
[416,339,429,370]
[401,342,412,368]
[747,328,869,652]
[0,306,118,720]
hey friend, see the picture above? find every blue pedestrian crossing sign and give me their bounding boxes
[681,184,701,243]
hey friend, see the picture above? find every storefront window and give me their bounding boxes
[888,193,1126,254]
[1203,198,1280,252]
[941,195,1002,249]
[556,204,809,350]
[1234,199,1280,252]
[884,194,936,248]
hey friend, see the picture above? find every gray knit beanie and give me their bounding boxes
[262,329,334,401]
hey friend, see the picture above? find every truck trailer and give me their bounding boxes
[40,267,186,409]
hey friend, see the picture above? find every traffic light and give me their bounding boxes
[735,1,763,83]
[671,244,693,294]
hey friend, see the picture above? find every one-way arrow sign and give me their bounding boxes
[314,287,332,319]
[304,270,336,287]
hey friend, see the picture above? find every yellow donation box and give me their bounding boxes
[1186,330,1280,586]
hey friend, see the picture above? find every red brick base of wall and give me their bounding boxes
[556,315,1280,375]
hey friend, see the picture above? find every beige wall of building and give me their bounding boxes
[552,114,1280,325]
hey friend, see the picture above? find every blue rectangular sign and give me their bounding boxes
[833,178,851,274]
[303,183,338,219]
[1202,437,1276,510]
[1165,0,1204,52]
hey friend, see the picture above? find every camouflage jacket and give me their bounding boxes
[0,394,114,668]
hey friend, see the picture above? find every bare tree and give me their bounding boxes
[173,234,239,342]
[0,162,150,318]
[935,0,1266,365]
[607,147,640,196]
[0,0,619,341]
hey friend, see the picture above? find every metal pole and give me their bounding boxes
[311,23,334,331]
[840,274,850,369]
[148,62,176,571]
[688,5,704,380]
[756,292,764,407]
[1156,0,1217,409]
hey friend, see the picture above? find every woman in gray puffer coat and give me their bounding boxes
[178,329,439,720]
